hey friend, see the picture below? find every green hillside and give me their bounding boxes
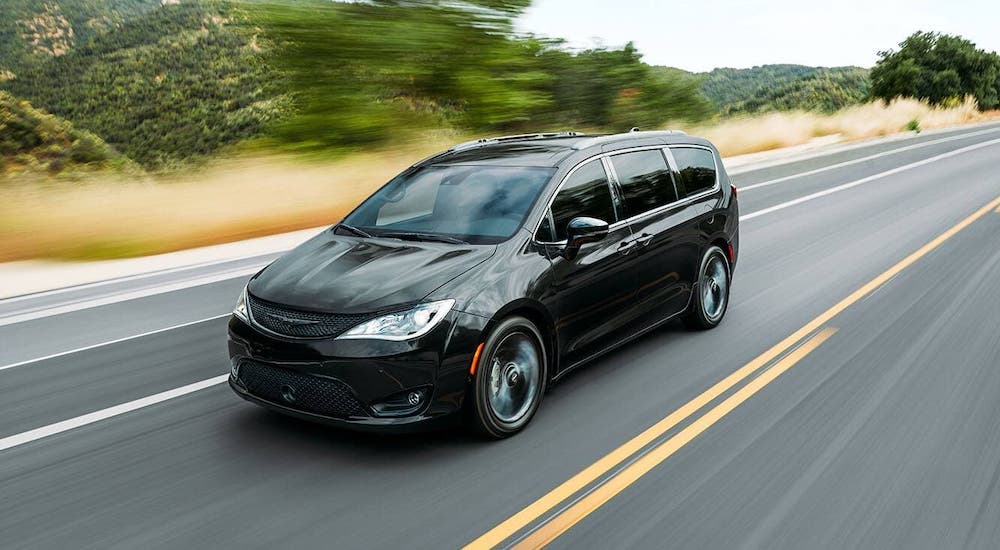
[701,64,820,107]
[1,0,285,168]
[0,91,121,175]
[0,0,161,74]
[723,68,871,115]
[698,64,871,112]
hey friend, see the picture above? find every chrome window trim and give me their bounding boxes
[532,144,721,244]
[600,156,626,223]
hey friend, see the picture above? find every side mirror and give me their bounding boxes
[563,217,609,259]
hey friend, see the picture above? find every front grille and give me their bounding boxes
[247,294,380,338]
[237,361,370,419]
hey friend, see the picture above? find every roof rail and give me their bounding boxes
[449,132,582,152]
[628,128,687,136]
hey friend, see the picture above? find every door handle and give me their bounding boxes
[618,240,637,255]
[634,233,654,247]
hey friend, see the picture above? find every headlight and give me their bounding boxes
[233,286,250,323]
[338,299,455,341]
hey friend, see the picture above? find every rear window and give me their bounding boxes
[671,147,717,197]
[548,160,615,241]
[609,150,678,217]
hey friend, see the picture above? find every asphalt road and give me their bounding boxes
[2,123,1000,549]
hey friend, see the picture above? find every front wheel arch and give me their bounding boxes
[466,315,549,438]
[479,300,559,381]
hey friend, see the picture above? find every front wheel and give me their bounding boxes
[467,316,547,439]
[684,246,731,330]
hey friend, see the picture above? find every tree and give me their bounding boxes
[253,2,714,150]
[871,31,1000,110]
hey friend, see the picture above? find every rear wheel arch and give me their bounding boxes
[685,244,731,330]
[710,237,732,263]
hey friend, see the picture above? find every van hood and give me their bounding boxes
[248,231,496,313]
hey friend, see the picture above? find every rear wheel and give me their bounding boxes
[468,316,547,439]
[684,246,731,330]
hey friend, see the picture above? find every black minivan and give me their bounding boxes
[229,131,739,438]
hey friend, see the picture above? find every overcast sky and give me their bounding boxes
[516,0,1000,72]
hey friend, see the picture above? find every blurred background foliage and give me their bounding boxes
[871,31,1000,110]
[250,0,712,152]
[0,0,997,177]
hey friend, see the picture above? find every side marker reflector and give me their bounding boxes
[469,343,485,375]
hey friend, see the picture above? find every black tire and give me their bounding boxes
[684,246,731,330]
[467,316,547,439]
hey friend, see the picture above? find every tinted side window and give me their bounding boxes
[671,147,717,197]
[610,150,678,217]
[549,160,615,241]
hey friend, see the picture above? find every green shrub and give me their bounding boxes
[0,91,120,175]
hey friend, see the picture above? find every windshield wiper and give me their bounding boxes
[336,224,374,238]
[386,232,469,245]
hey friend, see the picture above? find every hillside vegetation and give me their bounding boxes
[695,64,871,114]
[0,91,121,175]
[2,0,285,168]
[701,64,825,107]
[0,0,161,72]
[723,68,871,115]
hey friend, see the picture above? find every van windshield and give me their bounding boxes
[342,164,554,244]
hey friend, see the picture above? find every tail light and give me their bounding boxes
[731,183,738,197]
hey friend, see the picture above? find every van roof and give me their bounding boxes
[424,130,710,167]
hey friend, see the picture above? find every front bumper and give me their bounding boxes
[227,310,488,432]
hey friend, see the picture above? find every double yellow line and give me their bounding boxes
[465,193,1000,549]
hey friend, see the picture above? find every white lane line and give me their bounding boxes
[736,125,1000,187]
[740,136,1000,222]
[0,266,262,328]
[0,374,229,452]
[0,255,274,305]
[0,314,230,372]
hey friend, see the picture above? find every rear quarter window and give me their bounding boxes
[670,147,717,197]
[609,149,678,217]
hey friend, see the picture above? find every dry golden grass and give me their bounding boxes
[675,98,999,156]
[0,141,454,261]
[3,99,999,262]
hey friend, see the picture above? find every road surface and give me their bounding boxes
[2,123,1000,549]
